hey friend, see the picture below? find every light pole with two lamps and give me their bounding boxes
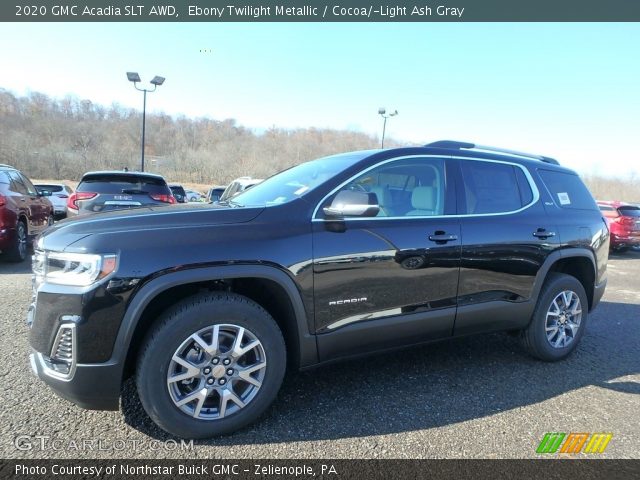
[126,72,165,172]
[378,107,398,149]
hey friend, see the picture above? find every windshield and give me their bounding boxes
[229,151,372,207]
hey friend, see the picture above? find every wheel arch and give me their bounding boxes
[114,265,318,384]
[533,249,597,312]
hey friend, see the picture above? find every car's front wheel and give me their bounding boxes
[136,292,286,438]
[520,273,588,361]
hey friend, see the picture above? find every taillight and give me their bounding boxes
[67,192,97,210]
[150,194,176,204]
[0,194,5,207]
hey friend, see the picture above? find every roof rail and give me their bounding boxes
[424,140,560,165]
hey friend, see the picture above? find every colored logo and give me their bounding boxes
[537,433,612,454]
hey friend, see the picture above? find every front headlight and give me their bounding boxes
[34,251,118,287]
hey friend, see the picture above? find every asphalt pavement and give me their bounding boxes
[1,251,638,459]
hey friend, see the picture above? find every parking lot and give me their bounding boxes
[1,251,638,459]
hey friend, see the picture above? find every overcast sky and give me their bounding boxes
[1,22,639,176]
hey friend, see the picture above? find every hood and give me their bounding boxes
[40,203,265,251]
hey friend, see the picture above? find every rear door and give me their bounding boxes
[312,156,461,361]
[453,159,560,335]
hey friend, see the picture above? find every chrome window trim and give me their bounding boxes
[311,154,540,222]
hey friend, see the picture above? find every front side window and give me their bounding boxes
[461,161,530,214]
[323,157,448,218]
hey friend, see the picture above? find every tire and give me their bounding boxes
[136,292,286,438]
[4,220,28,262]
[520,272,588,361]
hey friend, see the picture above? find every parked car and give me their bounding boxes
[28,141,608,438]
[597,201,640,252]
[169,184,187,203]
[218,177,263,203]
[0,164,54,262]
[206,185,227,203]
[184,189,203,202]
[67,171,176,216]
[35,183,73,219]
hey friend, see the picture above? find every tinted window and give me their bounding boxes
[461,161,525,214]
[328,157,448,217]
[539,170,597,210]
[36,184,64,193]
[19,173,38,195]
[78,174,169,194]
[619,206,640,217]
[598,205,615,212]
[8,172,28,195]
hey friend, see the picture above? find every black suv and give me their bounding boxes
[28,141,608,438]
[67,171,176,216]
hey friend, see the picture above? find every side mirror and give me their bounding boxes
[323,190,380,218]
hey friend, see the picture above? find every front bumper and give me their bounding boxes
[0,226,17,251]
[592,277,607,311]
[29,351,121,410]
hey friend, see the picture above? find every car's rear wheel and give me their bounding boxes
[520,273,588,361]
[4,220,28,262]
[136,292,286,438]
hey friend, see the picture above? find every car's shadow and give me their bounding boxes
[0,259,32,275]
[122,300,640,444]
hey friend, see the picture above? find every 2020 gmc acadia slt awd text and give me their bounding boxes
[28,141,608,438]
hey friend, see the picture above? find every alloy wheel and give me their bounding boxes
[545,290,582,348]
[17,223,27,260]
[167,324,267,420]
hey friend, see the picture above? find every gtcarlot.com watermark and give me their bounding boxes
[14,435,194,452]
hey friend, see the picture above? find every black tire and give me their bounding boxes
[4,220,28,262]
[520,272,588,361]
[136,292,286,438]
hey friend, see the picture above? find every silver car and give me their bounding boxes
[35,183,73,219]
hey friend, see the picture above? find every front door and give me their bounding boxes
[312,156,461,361]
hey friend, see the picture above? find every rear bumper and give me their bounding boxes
[29,351,121,410]
[610,232,640,247]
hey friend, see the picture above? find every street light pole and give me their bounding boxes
[141,88,147,172]
[127,72,165,172]
[378,107,398,149]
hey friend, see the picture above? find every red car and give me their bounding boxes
[0,164,54,262]
[598,201,640,252]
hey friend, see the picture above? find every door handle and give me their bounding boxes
[428,233,458,243]
[533,229,556,238]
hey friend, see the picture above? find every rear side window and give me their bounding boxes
[538,170,597,210]
[619,206,640,217]
[461,161,529,214]
[78,174,169,194]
